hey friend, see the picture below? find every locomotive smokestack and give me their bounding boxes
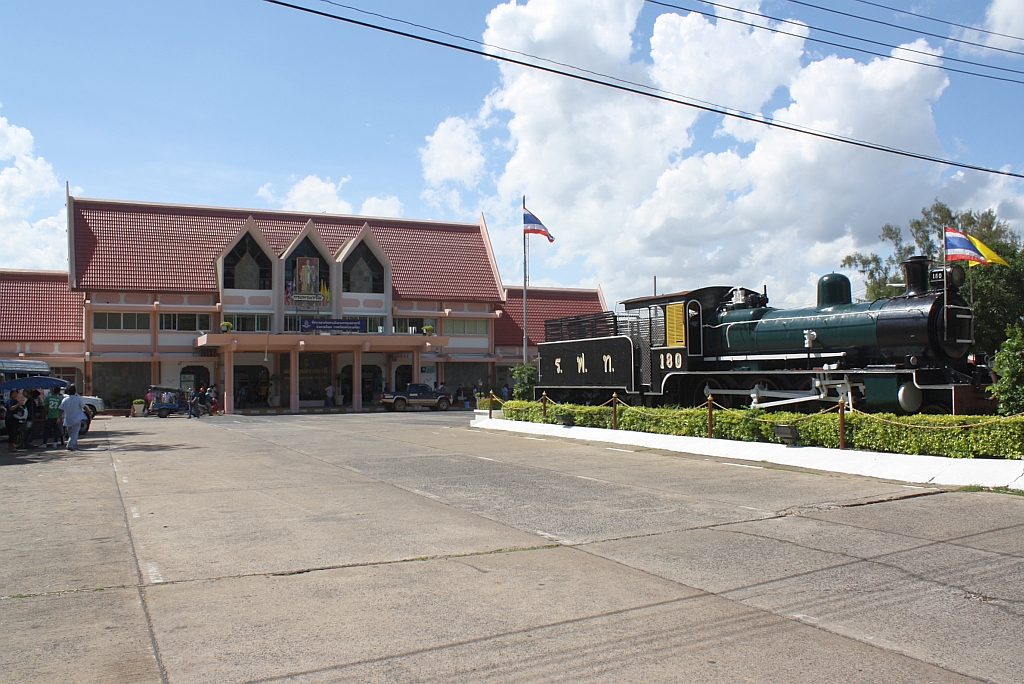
[901,256,931,296]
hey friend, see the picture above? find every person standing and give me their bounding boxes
[44,389,63,448]
[5,390,23,452]
[59,385,88,452]
[324,382,335,408]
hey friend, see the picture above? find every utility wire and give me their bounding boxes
[666,0,1024,77]
[781,0,1024,57]
[313,0,905,147]
[648,0,1024,85]
[262,0,1024,180]
[850,0,1024,44]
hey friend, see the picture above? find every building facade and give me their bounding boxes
[1,196,607,413]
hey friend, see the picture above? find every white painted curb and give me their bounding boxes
[471,417,1024,489]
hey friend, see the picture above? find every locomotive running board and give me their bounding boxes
[706,375,858,410]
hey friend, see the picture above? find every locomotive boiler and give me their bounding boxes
[537,257,991,415]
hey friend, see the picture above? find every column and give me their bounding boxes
[84,357,93,395]
[150,359,160,386]
[489,361,496,390]
[352,349,362,411]
[412,348,421,384]
[224,349,234,414]
[290,349,300,413]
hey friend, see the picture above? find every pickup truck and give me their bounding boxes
[381,383,452,412]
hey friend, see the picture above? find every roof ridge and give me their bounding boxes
[72,196,480,229]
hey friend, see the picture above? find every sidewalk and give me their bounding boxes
[472,416,1024,489]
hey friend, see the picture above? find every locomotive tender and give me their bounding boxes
[537,256,991,415]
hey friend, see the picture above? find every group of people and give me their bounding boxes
[187,385,218,418]
[3,385,88,452]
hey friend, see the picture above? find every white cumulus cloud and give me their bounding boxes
[360,195,404,217]
[960,0,1024,52]
[420,116,486,189]
[436,0,1023,306]
[0,111,66,270]
[258,174,354,214]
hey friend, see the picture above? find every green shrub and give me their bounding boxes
[500,401,1024,459]
[992,325,1024,416]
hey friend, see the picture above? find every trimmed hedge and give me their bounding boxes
[499,400,1024,459]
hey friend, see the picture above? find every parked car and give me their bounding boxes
[81,395,105,418]
[381,383,452,412]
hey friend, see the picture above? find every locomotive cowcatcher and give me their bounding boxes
[536,257,993,415]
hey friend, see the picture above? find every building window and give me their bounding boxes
[51,367,79,385]
[93,312,151,330]
[223,314,270,332]
[224,233,273,290]
[160,313,212,331]
[443,318,488,335]
[342,241,385,294]
[393,317,436,334]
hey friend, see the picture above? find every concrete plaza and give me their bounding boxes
[2,412,1022,682]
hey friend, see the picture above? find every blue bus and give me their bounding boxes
[0,359,52,384]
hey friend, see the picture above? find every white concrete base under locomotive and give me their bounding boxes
[536,257,994,415]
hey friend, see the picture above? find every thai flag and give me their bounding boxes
[524,209,555,243]
[945,227,987,264]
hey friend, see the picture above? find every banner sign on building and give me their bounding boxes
[301,318,365,333]
[288,257,328,307]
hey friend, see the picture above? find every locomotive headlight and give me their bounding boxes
[948,264,966,289]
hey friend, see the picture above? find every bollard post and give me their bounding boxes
[707,394,714,439]
[612,392,618,430]
[489,391,495,420]
[541,391,548,420]
[839,393,846,450]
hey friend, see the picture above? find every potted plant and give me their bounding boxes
[422,325,435,336]
[220,320,234,333]
[132,398,145,417]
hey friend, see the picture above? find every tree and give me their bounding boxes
[842,200,1023,353]
[511,363,536,401]
[991,325,1024,415]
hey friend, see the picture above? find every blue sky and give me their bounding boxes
[2,0,1023,306]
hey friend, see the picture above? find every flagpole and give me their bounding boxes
[942,225,948,342]
[523,196,528,369]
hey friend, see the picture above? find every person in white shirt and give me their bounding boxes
[324,383,335,408]
[59,385,88,451]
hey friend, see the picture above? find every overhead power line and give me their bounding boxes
[662,0,1024,78]
[781,0,1024,58]
[850,0,1024,44]
[313,0,915,148]
[648,0,1024,85]
[261,0,1024,181]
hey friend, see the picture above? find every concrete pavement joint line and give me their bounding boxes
[711,521,1024,612]
[0,544,562,601]
[238,595,710,684]
[562,537,987,682]
[102,425,170,684]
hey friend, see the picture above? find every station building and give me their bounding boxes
[0,196,606,413]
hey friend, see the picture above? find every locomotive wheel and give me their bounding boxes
[692,379,723,407]
[920,403,951,415]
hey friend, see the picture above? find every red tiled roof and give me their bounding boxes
[496,287,606,347]
[70,198,504,302]
[0,270,84,341]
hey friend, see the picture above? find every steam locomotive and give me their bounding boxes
[536,256,992,415]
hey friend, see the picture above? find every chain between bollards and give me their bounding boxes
[612,392,618,430]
